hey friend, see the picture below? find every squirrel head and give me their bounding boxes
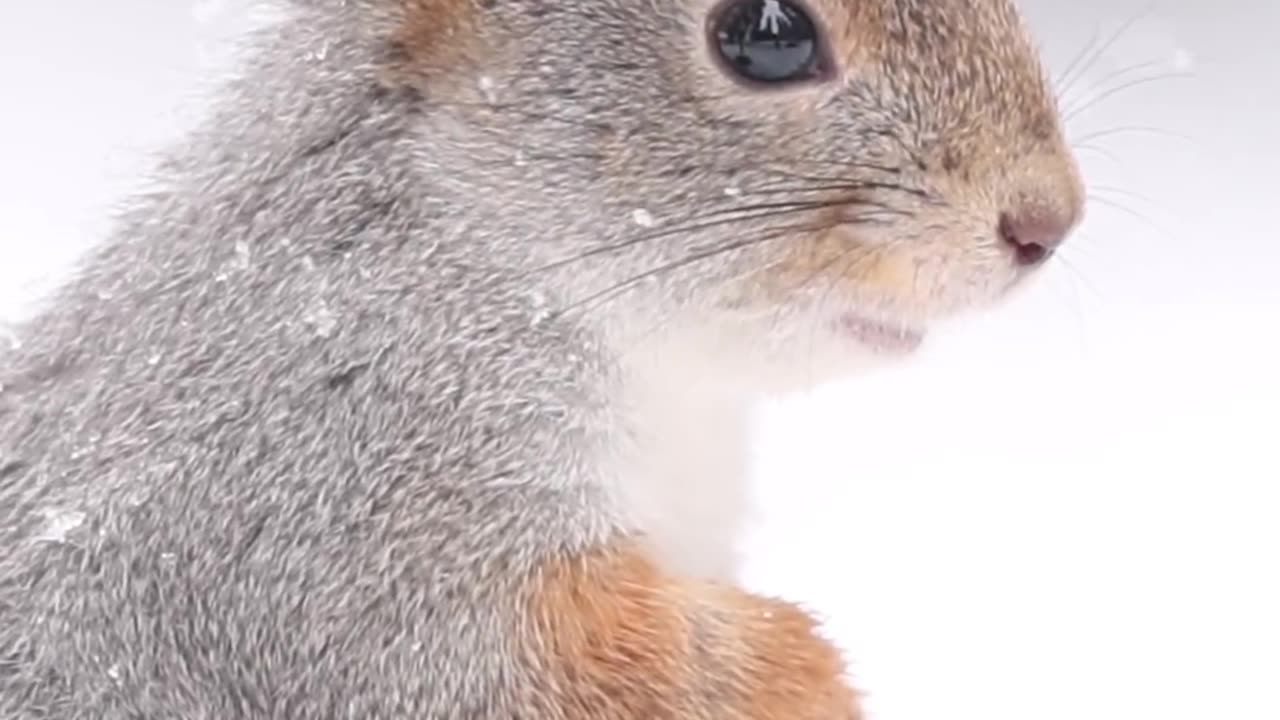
[340,0,1084,371]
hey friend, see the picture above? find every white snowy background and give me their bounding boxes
[2,1,1277,719]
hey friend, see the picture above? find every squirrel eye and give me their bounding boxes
[710,0,825,86]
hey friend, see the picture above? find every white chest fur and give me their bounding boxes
[606,311,888,581]
[611,326,762,582]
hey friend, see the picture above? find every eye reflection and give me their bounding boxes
[712,0,821,84]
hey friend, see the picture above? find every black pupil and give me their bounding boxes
[714,0,819,83]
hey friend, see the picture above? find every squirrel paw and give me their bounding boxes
[524,537,863,718]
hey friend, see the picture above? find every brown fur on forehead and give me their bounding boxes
[386,0,491,83]
[814,0,1057,147]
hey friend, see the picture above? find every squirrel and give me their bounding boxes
[0,0,1083,717]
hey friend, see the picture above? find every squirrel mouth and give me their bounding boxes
[835,313,924,354]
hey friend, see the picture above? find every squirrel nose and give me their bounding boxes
[998,205,1074,267]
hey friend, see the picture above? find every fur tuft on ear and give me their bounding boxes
[378,0,490,87]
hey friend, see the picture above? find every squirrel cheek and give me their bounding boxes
[850,250,918,302]
[755,228,919,305]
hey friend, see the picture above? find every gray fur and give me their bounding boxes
[0,0,1077,716]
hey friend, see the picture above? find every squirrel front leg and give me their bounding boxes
[520,536,862,718]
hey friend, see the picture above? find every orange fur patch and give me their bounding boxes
[524,538,861,718]
[744,213,922,310]
[389,0,484,79]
